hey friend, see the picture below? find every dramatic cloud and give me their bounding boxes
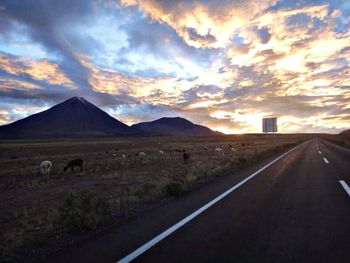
[0,52,74,87]
[120,0,277,48]
[0,0,349,133]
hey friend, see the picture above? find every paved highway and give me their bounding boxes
[49,138,350,263]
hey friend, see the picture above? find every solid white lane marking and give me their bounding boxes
[322,139,350,153]
[339,180,350,197]
[323,157,329,164]
[116,142,306,263]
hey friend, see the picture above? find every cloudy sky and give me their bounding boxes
[0,0,349,134]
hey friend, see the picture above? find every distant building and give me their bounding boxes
[262,117,278,133]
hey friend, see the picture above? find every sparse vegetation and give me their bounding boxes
[166,182,185,196]
[0,134,314,260]
[136,181,161,201]
[166,179,186,196]
[320,134,350,149]
[58,190,111,233]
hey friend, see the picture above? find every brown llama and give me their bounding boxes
[183,152,190,163]
[64,159,83,172]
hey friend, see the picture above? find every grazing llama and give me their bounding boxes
[64,159,83,172]
[40,160,52,176]
[183,152,190,163]
[215,147,224,156]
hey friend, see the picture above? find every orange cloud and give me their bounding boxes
[0,77,41,90]
[0,108,10,125]
[119,0,276,48]
[2,2,348,134]
[0,53,74,87]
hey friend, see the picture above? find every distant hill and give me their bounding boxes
[0,97,138,138]
[340,129,350,135]
[132,117,220,136]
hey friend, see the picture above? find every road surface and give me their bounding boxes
[49,138,350,263]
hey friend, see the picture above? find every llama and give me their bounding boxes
[215,147,224,156]
[64,159,83,172]
[183,152,190,163]
[138,152,148,164]
[40,161,52,176]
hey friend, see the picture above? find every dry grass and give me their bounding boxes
[0,134,313,259]
[319,134,350,148]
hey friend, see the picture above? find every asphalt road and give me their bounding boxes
[49,138,350,263]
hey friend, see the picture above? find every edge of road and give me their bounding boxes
[117,139,311,263]
[319,138,350,153]
[46,138,313,263]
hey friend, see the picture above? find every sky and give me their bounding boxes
[0,0,349,134]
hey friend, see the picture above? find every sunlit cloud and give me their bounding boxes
[0,53,74,87]
[119,0,276,48]
[0,108,10,125]
[0,101,50,125]
[0,0,349,133]
[0,77,41,90]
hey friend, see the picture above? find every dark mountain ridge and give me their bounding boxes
[0,97,137,138]
[0,97,221,138]
[132,117,220,136]
[340,129,350,135]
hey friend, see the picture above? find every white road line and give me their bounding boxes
[116,143,305,263]
[318,151,322,154]
[339,180,350,197]
[323,157,329,164]
[321,139,350,153]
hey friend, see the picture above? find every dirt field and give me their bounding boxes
[0,134,314,261]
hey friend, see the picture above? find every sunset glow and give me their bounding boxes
[0,0,349,133]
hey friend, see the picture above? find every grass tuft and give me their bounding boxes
[166,181,185,196]
[58,190,111,233]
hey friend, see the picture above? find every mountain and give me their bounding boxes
[132,117,220,136]
[0,98,221,138]
[0,97,138,138]
[340,129,350,135]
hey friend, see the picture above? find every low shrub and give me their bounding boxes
[214,162,232,176]
[58,190,111,233]
[136,181,160,201]
[3,227,25,253]
[119,187,130,217]
[166,181,185,196]
[237,156,247,164]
